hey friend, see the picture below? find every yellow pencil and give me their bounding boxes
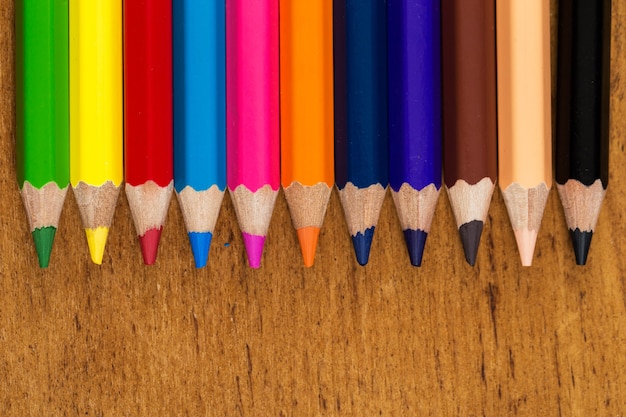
[69,0,123,264]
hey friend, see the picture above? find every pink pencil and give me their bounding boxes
[226,0,279,268]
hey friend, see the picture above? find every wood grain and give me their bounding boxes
[1,0,626,415]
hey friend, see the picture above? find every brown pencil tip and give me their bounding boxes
[296,226,320,267]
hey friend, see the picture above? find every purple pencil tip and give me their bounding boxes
[242,233,266,269]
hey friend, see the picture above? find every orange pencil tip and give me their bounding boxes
[296,226,321,268]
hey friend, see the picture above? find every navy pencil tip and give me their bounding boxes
[403,229,428,267]
[352,227,375,266]
[570,229,593,266]
[188,232,213,268]
[459,220,484,266]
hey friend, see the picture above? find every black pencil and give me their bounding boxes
[556,0,611,265]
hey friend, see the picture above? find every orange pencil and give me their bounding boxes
[280,0,334,267]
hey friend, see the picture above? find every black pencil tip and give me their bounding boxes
[403,229,428,267]
[570,229,593,266]
[459,220,484,266]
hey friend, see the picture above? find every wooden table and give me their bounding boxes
[1,1,625,415]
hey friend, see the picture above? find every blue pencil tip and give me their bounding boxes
[403,229,428,267]
[188,232,213,268]
[351,227,375,266]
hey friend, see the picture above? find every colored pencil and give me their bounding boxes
[280,0,334,267]
[15,0,69,268]
[334,0,388,266]
[556,0,611,265]
[124,0,174,265]
[173,0,226,268]
[226,0,279,268]
[496,0,552,266]
[69,0,123,265]
[388,0,442,267]
[442,0,497,266]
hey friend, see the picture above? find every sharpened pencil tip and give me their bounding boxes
[32,226,56,268]
[85,227,109,265]
[188,232,213,268]
[352,227,375,266]
[513,228,538,267]
[403,229,428,267]
[570,229,593,266]
[242,232,265,269]
[459,220,484,266]
[296,227,320,267]
[139,227,162,265]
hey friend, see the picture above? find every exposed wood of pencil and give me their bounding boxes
[125,181,174,264]
[229,184,279,268]
[496,0,552,266]
[446,178,495,265]
[338,182,386,266]
[442,0,497,266]
[176,185,224,235]
[284,182,332,267]
[500,182,550,266]
[557,180,606,233]
[391,184,440,266]
[72,181,121,265]
[20,182,68,232]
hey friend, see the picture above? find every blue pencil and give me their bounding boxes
[334,0,389,266]
[388,0,442,266]
[173,0,226,268]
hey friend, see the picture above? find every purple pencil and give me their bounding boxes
[387,0,442,267]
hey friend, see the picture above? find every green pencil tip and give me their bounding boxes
[32,226,57,268]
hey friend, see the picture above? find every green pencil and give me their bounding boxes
[15,0,69,268]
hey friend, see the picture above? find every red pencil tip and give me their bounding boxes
[139,227,163,265]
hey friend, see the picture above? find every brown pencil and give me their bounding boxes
[442,0,497,266]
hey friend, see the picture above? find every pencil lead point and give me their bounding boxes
[570,229,592,266]
[403,229,428,267]
[139,227,162,265]
[459,220,484,266]
[32,226,57,268]
[242,232,265,269]
[352,227,375,266]
[296,226,321,268]
[513,228,538,267]
[85,227,109,265]
[188,232,213,268]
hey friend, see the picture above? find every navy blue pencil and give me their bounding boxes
[334,0,389,266]
[388,0,442,266]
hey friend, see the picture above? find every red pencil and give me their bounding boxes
[124,0,174,265]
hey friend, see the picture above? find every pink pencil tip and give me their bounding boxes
[242,233,266,269]
[139,227,163,265]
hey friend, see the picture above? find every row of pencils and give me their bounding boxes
[15,0,611,269]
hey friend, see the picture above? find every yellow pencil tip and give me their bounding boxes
[296,227,321,268]
[85,227,109,265]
